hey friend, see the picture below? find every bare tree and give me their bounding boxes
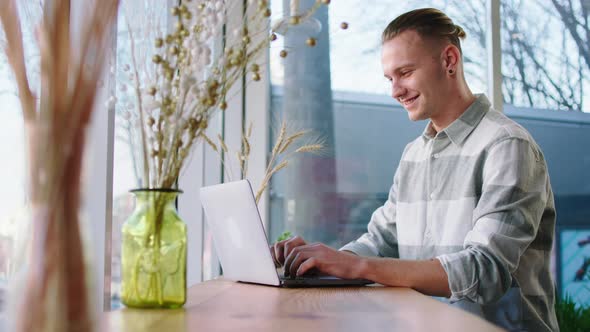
[346,0,589,112]
[439,0,588,111]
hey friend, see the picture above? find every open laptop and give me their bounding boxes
[199,179,373,288]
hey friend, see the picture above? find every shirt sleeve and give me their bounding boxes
[436,137,551,304]
[340,168,400,258]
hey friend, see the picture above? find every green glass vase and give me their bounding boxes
[120,189,187,308]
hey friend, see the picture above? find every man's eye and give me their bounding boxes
[401,70,412,77]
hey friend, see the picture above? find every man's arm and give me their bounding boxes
[436,137,551,304]
[285,136,549,303]
[275,164,403,270]
[284,243,450,297]
[362,258,451,297]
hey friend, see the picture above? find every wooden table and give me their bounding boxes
[104,278,505,332]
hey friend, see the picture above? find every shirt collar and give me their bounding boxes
[421,94,491,146]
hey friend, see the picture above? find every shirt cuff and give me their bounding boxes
[436,252,479,303]
[340,241,379,257]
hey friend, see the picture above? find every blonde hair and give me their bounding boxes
[382,8,466,53]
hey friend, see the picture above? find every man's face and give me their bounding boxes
[381,30,447,121]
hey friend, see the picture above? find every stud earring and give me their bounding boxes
[448,69,454,74]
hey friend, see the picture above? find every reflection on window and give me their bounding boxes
[501,0,590,112]
[267,0,486,247]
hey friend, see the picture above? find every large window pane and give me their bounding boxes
[500,0,590,112]
[268,1,487,246]
[499,0,590,307]
[271,0,487,96]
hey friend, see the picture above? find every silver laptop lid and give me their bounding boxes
[199,180,280,286]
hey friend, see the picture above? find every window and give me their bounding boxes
[271,0,487,96]
[500,0,590,112]
[499,0,590,305]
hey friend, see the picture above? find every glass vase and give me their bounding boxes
[120,189,187,308]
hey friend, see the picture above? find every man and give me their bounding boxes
[270,8,559,332]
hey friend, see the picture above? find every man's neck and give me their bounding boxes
[430,87,476,133]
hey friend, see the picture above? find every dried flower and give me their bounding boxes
[0,0,120,331]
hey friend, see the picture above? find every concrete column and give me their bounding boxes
[280,0,337,244]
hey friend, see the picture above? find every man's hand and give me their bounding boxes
[270,236,307,267]
[283,243,366,279]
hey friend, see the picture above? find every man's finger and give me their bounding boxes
[284,236,305,258]
[284,246,303,276]
[274,242,285,265]
[269,245,280,267]
[289,251,309,277]
[296,257,318,277]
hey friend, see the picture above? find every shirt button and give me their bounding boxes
[432,153,440,159]
[430,193,435,199]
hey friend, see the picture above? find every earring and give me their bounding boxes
[448,69,454,74]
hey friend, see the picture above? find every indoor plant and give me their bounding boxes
[117,0,330,308]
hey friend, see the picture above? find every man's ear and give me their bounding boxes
[441,44,461,70]
[441,44,460,74]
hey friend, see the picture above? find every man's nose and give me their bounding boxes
[392,81,406,100]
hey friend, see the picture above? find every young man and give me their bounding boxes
[270,8,559,332]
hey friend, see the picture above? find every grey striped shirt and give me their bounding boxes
[341,94,559,332]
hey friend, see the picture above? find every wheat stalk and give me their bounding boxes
[243,120,325,205]
[295,144,323,153]
[201,133,236,181]
[201,133,219,152]
[218,133,229,153]
[279,130,308,154]
[255,160,289,204]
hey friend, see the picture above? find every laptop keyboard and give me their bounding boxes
[280,273,319,280]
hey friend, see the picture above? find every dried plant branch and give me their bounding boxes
[0,1,35,120]
[1,1,120,331]
[201,133,219,152]
[279,130,309,154]
[126,19,150,188]
[112,0,332,254]
[212,119,325,205]
[240,135,250,177]
[217,133,229,153]
[201,133,234,181]
[255,160,289,204]
[295,144,323,153]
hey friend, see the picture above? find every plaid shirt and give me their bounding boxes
[341,95,559,332]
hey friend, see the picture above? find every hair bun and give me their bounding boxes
[455,24,467,39]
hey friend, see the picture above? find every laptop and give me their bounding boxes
[199,179,373,287]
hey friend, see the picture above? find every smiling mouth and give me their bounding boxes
[400,95,419,107]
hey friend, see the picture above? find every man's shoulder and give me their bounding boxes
[402,135,427,158]
[482,109,534,143]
